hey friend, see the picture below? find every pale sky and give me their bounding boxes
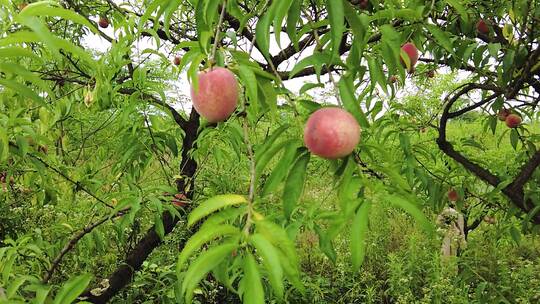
[82,6,468,117]
[83,15,337,111]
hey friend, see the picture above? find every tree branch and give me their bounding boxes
[509,150,540,191]
[117,88,188,129]
[81,109,200,303]
[42,209,129,283]
[8,143,114,209]
[437,83,540,224]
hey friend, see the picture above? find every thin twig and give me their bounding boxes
[8,142,114,209]
[42,208,129,283]
[143,113,173,186]
[210,1,227,66]
[242,117,256,234]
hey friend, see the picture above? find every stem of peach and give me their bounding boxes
[209,0,227,69]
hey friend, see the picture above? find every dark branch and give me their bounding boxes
[9,143,114,209]
[42,209,129,283]
[81,109,200,303]
[118,88,188,129]
[436,83,540,225]
[509,150,540,191]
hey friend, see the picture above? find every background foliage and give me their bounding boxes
[1,0,539,303]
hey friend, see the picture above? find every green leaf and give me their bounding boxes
[32,285,52,304]
[187,53,206,91]
[366,55,387,94]
[386,194,434,233]
[249,234,284,299]
[15,15,94,64]
[369,8,423,22]
[256,138,297,181]
[195,0,211,52]
[53,274,92,304]
[509,226,521,244]
[255,220,303,292]
[510,129,519,150]
[258,77,278,116]
[6,276,28,298]
[241,253,265,304]
[255,125,289,160]
[261,141,300,197]
[289,52,342,79]
[286,0,301,50]
[445,0,469,23]
[326,0,344,58]
[426,24,455,55]
[299,83,324,95]
[177,224,240,272]
[255,220,299,264]
[0,79,46,106]
[181,242,238,304]
[282,150,310,219]
[297,99,322,112]
[154,213,165,240]
[204,0,221,30]
[272,0,295,47]
[19,3,98,34]
[350,200,370,269]
[0,31,40,46]
[237,65,258,106]
[379,25,402,78]
[188,194,247,227]
[0,47,42,61]
[343,1,367,43]
[338,75,370,128]
[164,0,183,38]
[255,7,274,59]
[0,62,50,93]
[139,0,166,31]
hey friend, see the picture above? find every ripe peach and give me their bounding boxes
[400,42,419,72]
[98,17,109,29]
[162,192,189,207]
[191,67,239,123]
[303,108,361,159]
[476,19,489,35]
[447,189,459,202]
[497,108,511,121]
[359,0,369,9]
[505,114,521,128]
[173,56,181,66]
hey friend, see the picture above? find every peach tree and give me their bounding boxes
[0,0,539,303]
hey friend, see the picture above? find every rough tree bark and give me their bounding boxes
[81,109,200,303]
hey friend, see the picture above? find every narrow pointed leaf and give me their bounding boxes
[241,253,265,304]
[53,274,92,304]
[250,234,284,299]
[188,194,247,227]
[351,200,370,269]
[181,242,238,304]
[282,151,310,219]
